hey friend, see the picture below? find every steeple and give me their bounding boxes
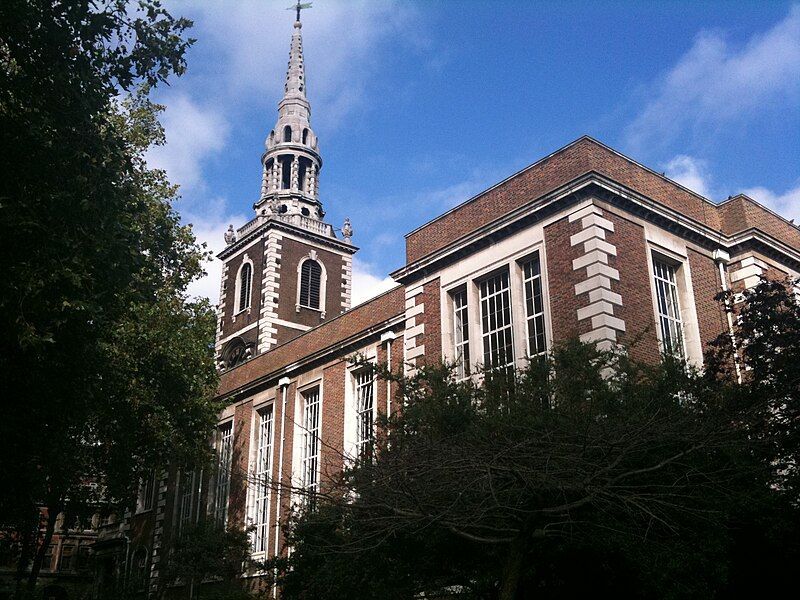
[216,2,356,363]
[255,5,326,229]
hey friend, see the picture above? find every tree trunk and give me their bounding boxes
[498,535,525,600]
[27,502,60,590]
[14,513,36,594]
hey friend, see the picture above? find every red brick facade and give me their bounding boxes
[124,137,800,597]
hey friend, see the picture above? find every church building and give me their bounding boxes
[98,9,800,599]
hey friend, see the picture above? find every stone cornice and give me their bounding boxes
[391,173,800,285]
[218,218,357,260]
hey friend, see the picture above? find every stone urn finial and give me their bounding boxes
[342,217,353,243]
[224,224,237,245]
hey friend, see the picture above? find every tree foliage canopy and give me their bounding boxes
[275,278,800,599]
[0,0,219,586]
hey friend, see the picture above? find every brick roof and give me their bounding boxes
[405,137,800,263]
[218,285,404,397]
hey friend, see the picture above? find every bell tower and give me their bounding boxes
[256,14,322,221]
[214,7,356,370]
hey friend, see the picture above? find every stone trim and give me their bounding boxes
[570,204,625,350]
[403,284,425,374]
[341,255,352,312]
[214,261,230,359]
[148,468,169,596]
[258,232,284,354]
[730,256,768,290]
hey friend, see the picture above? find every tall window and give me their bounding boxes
[480,271,515,369]
[283,125,292,142]
[452,289,470,378]
[522,255,547,357]
[251,406,274,554]
[653,257,685,358]
[355,371,375,460]
[299,260,322,309]
[238,263,252,313]
[178,469,195,535]
[137,471,155,513]
[301,388,321,497]
[214,422,233,527]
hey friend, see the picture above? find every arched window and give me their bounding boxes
[279,155,292,190]
[283,125,292,143]
[302,128,309,144]
[238,262,252,312]
[298,157,309,191]
[299,260,322,309]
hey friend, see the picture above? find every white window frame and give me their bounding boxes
[478,269,515,370]
[248,403,275,555]
[520,251,547,358]
[650,252,686,359]
[354,369,376,461]
[135,471,156,514]
[213,420,234,528]
[234,255,254,315]
[441,243,552,376]
[177,469,195,536]
[300,386,322,497]
[295,251,327,318]
[451,287,471,379]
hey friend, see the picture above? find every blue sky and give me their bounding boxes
[146,0,800,303]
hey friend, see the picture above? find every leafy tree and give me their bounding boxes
[160,522,267,600]
[0,0,219,590]
[275,343,770,599]
[707,276,800,496]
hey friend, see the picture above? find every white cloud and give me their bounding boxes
[182,200,248,302]
[664,155,713,199]
[626,5,800,150]
[351,258,398,307]
[741,184,800,223]
[174,0,419,131]
[145,95,229,192]
[145,1,422,306]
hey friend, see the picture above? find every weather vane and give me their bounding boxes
[288,0,312,22]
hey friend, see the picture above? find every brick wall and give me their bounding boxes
[220,243,264,340]
[420,279,443,365]
[405,137,800,266]
[604,211,660,363]
[229,401,253,528]
[321,361,346,493]
[276,237,346,331]
[687,250,727,353]
[544,217,583,342]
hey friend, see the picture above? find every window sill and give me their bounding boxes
[296,304,325,319]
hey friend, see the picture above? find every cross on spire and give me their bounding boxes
[289,0,312,23]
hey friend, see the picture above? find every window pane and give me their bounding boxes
[250,405,274,553]
[214,422,233,527]
[302,388,321,497]
[355,371,375,460]
[522,254,547,356]
[480,271,514,369]
[452,290,470,378]
[652,258,685,358]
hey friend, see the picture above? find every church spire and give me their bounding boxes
[256,3,328,230]
[283,13,308,101]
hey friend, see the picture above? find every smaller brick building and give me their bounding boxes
[108,12,800,600]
